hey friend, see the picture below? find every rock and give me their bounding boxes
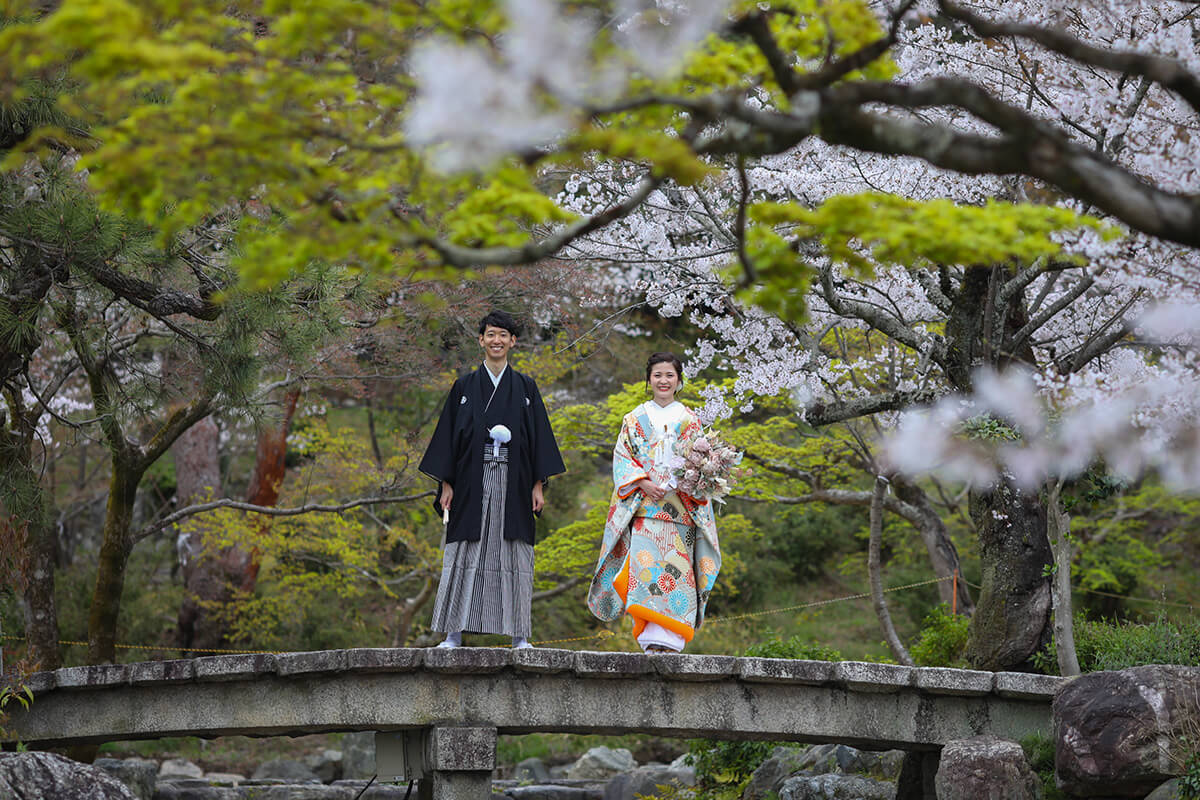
[794,743,901,777]
[935,736,1041,800]
[549,764,571,780]
[305,748,343,783]
[505,786,605,800]
[778,773,894,800]
[200,772,246,785]
[1055,665,1200,797]
[0,752,139,799]
[1146,779,1183,800]
[158,758,204,779]
[742,746,812,800]
[341,732,376,780]
[567,747,636,780]
[603,764,696,800]
[252,757,322,783]
[95,757,158,800]
[333,780,418,799]
[514,757,552,783]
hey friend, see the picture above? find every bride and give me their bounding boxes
[587,352,722,653]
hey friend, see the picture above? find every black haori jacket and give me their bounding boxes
[419,365,565,545]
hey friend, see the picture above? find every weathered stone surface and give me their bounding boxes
[192,653,277,682]
[913,667,994,696]
[23,670,55,695]
[994,672,1063,700]
[567,747,636,780]
[201,772,246,785]
[647,653,740,681]
[159,758,204,778]
[743,745,812,800]
[345,648,423,672]
[935,736,1040,800]
[1146,779,1183,800]
[130,660,195,686]
[511,648,575,674]
[423,647,510,673]
[737,658,832,684]
[277,650,349,676]
[95,757,158,800]
[252,757,322,783]
[513,757,551,783]
[429,770,494,800]
[778,773,894,800]
[573,652,653,678]
[55,663,130,689]
[1055,665,1200,797]
[603,765,696,800]
[341,731,375,779]
[0,751,137,799]
[502,785,604,800]
[427,726,498,771]
[834,662,914,692]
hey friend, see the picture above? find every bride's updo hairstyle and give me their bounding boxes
[645,352,685,387]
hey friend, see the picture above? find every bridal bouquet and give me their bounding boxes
[670,429,746,502]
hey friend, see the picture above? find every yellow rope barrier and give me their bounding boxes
[703,574,954,625]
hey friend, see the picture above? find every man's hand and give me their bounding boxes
[440,481,454,511]
[637,478,667,501]
[532,480,545,513]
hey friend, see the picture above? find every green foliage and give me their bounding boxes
[1033,611,1200,675]
[743,634,842,661]
[1019,734,1069,800]
[908,604,970,667]
[1182,753,1200,800]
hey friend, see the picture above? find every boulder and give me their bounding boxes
[504,786,605,800]
[0,752,138,799]
[1146,779,1183,800]
[742,746,812,800]
[200,772,246,785]
[934,736,1041,800]
[514,757,552,783]
[341,732,375,780]
[567,747,636,780]
[1055,665,1200,797]
[252,757,322,783]
[158,758,204,779]
[794,743,904,778]
[305,749,343,783]
[778,773,894,800]
[603,764,696,800]
[95,757,158,800]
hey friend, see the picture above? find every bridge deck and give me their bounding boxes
[4,648,1063,751]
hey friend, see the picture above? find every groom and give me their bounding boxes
[419,310,565,648]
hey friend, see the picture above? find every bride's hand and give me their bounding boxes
[637,478,667,501]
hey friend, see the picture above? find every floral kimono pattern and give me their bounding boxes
[587,404,721,645]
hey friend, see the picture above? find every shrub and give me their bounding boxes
[1019,734,1069,800]
[1034,611,1200,674]
[743,635,842,662]
[908,604,970,668]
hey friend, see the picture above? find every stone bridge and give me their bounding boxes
[4,648,1064,799]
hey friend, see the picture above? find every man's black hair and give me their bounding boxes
[479,310,522,338]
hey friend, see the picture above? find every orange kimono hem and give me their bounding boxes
[613,557,695,644]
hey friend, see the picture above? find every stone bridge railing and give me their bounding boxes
[4,648,1064,800]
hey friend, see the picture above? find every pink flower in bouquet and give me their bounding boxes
[692,437,711,453]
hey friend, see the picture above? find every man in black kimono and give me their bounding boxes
[419,310,565,648]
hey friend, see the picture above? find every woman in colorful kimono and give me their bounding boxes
[587,352,721,653]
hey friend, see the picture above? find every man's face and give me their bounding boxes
[479,325,516,361]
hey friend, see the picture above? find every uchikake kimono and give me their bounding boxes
[587,400,722,648]
[419,364,565,636]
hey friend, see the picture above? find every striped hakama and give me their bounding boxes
[430,443,534,637]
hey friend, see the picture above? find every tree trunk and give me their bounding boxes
[1046,479,1080,676]
[87,464,142,664]
[963,478,1053,671]
[239,388,301,593]
[174,415,226,653]
[869,476,914,666]
[392,577,436,647]
[892,478,974,614]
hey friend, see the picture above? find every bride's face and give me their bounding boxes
[648,363,680,405]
